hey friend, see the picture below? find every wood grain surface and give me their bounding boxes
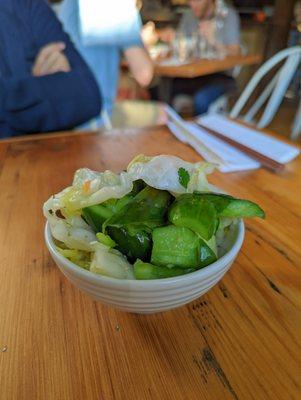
[154,53,263,78]
[0,126,300,400]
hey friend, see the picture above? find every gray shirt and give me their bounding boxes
[179,7,240,46]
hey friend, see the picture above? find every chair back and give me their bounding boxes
[230,46,301,129]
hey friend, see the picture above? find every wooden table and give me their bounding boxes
[0,126,300,400]
[151,53,262,103]
[154,53,263,78]
[121,53,262,103]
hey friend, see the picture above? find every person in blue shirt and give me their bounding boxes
[59,0,153,123]
[0,0,102,139]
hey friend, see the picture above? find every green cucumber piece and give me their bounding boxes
[151,225,200,268]
[107,226,152,263]
[168,194,218,240]
[134,259,194,280]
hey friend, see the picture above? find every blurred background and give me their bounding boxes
[50,0,300,137]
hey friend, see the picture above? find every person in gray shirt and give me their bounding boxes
[179,0,240,55]
[153,0,241,115]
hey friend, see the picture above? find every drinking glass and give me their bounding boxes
[172,31,197,63]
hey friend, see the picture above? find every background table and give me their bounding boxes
[154,53,263,78]
[151,53,262,103]
[0,126,300,400]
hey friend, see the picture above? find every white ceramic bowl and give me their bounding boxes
[45,221,244,314]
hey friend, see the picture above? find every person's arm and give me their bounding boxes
[199,21,241,56]
[122,13,154,88]
[222,9,241,55]
[199,9,241,56]
[124,46,154,87]
[141,21,159,47]
[0,0,101,134]
[32,42,71,76]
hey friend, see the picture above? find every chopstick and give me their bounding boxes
[197,122,285,173]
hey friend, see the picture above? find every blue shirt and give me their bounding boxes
[0,0,101,138]
[59,0,143,116]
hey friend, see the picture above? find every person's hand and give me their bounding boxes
[199,21,241,55]
[199,20,216,46]
[32,42,71,77]
[141,22,159,48]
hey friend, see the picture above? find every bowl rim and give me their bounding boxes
[45,220,245,289]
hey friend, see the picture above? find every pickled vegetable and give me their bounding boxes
[134,259,193,280]
[168,194,218,240]
[151,226,200,268]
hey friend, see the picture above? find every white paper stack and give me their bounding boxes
[198,114,300,164]
[165,106,300,173]
[168,121,260,172]
[166,106,260,172]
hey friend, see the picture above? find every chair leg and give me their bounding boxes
[291,100,301,140]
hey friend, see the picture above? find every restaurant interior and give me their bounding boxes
[0,1,300,399]
[49,0,301,139]
[47,0,301,138]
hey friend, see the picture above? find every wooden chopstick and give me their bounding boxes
[197,122,285,173]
